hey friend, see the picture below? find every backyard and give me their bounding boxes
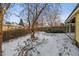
[0,3,79,56]
[2,32,79,56]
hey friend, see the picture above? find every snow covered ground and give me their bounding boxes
[2,32,79,56]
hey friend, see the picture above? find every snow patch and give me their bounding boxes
[2,32,79,56]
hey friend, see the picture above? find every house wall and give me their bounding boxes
[2,25,24,31]
[65,11,79,46]
[65,23,75,33]
[76,13,79,45]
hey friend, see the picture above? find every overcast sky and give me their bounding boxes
[3,3,77,24]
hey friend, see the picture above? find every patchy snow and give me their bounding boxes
[2,34,31,56]
[2,32,79,56]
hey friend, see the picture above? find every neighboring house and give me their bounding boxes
[65,4,79,46]
[2,24,24,31]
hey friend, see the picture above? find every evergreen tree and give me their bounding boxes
[19,19,24,26]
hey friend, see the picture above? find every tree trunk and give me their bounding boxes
[0,10,3,56]
[31,24,35,39]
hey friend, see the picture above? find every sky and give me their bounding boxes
[4,3,77,24]
[60,3,77,23]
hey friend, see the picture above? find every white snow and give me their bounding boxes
[2,32,79,56]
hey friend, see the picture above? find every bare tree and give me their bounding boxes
[0,3,10,55]
[21,4,48,39]
[21,3,61,40]
[30,4,48,38]
[45,4,61,27]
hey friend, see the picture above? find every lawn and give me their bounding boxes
[2,32,79,56]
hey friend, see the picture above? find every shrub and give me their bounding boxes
[3,29,31,42]
[46,28,65,33]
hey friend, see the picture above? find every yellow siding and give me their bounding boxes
[2,25,16,31]
[2,26,8,31]
[76,13,79,43]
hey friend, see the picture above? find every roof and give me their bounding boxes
[65,4,79,23]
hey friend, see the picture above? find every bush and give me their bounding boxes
[46,28,65,33]
[3,29,31,42]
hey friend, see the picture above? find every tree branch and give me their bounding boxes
[32,3,48,25]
